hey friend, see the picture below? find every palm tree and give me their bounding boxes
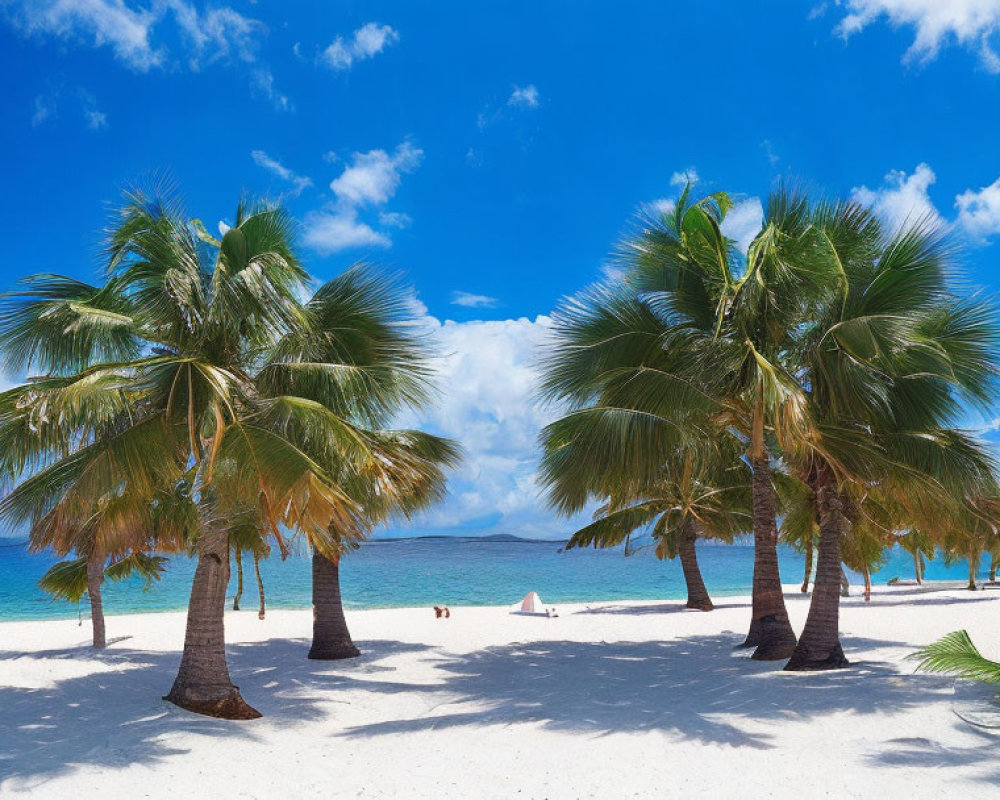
[542,188,836,659]
[38,551,167,647]
[560,441,750,611]
[249,267,460,660]
[779,203,1000,670]
[0,188,426,718]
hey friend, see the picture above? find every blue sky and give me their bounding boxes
[3,0,1000,537]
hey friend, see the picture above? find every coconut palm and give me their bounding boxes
[249,267,460,660]
[38,551,167,647]
[541,187,838,659]
[0,188,442,718]
[777,203,1000,670]
[562,440,751,611]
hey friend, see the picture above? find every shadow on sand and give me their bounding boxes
[337,633,959,750]
[0,638,429,787]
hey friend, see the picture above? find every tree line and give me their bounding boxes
[2,182,998,718]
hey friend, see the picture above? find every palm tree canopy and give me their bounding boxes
[0,187,460,566]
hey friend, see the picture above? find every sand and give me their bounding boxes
[1,584,998,799]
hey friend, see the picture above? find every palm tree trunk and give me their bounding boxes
[254,552,266,620]
[968,551,979,591]
[801,536,813,593]
[785,463,850,671]
[233,545,243,611]
[308,549,360,660]
[743,450,797,660]
[678,519,713,611]
[86,551,106,649]
[913,549,923,584]
[840,566,850,597]
[990,554,998,583]
[164,527,260,719]
[862,563,871,602]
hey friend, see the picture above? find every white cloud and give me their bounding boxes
[644,197,675,216]
[31,94,56,126]
[250,69,292,112]
[670,167,699,187]
[832,0,1000,72]
[508,84,539,108]
[451,291,501,309]
[392,313,589,538]
[378,211,411,228]
[330,141,422,206]
[302,140,421,253]
[721,197,764,255]
[251,149,312,197]
[321,22,398,70]
[3,0,265,72]
[301,208,390,251]
[956,176,1000,239]
[84,108,108,129]
[851,163,943,231]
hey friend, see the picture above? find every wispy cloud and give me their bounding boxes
[321,22,399,71]
[251,69,292,112]
[31,94,56,127]
[828,0,1000,72]
[669,167,699,187]
[507,84,539,108]
[30,86,108,130]
[2,0,265,72]
[250,150,312,197]
[302,140,422,253]
[478,83,541,130]
[451,291,500,309]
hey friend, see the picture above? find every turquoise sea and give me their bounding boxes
[0,537,991,622]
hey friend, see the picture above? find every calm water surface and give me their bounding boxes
[0,537,989,622]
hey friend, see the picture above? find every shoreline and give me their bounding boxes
[2,577,993,624]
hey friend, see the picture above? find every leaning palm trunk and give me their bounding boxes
[862,563,872,602]
[785,465,850,671]
[233,546,244,611]
[308,549,360,660]
[165,529,260,719]
[744,452,797,659]
[968,551,979,591]
[801,536,813,593]
[86,551,106,649]
[678,520,713,611]
[254,552,266,620]
[913,549,923,584]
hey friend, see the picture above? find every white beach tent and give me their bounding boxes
[516,591,556,617]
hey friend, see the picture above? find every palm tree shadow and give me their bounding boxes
[576,600,751,615]
[339,633,958,752]
[0,638,430,787]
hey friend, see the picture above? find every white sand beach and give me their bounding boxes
[1,585,998,799]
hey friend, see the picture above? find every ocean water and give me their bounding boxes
[0,537,990,622]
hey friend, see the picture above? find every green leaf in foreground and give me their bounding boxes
[913,630,1000,685]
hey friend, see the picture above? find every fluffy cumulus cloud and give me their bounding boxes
[2,0,265,72]
[392,312,588,538]
[956,177,1000,240]
[250,150,312,197]
[451,291,500,309]
[321,22,398,70]
[302,141,422,253]
[832,0,1000,71]
[851,163,943,231]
